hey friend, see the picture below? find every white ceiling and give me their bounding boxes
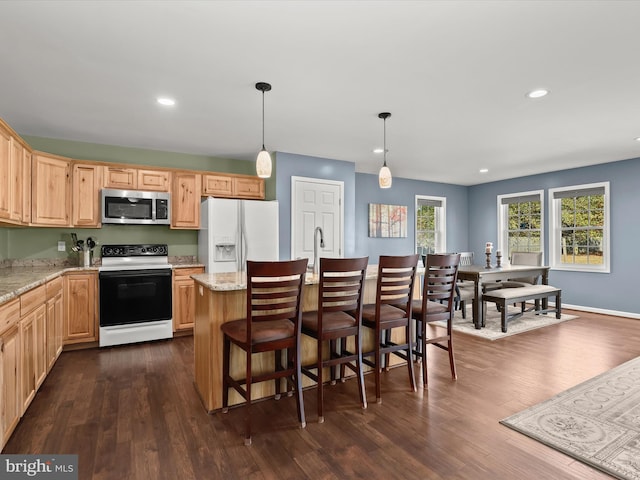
[1,0,640,186]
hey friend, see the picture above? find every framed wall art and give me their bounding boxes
[368,203,408,238]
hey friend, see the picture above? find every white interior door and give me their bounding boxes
[291,176,343,266]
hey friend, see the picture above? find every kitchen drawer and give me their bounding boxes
[46,276,63,300]
[0,298,20,332]
[174,267,204,279]
[20,284,46,316]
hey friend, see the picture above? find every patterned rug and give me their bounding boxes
[445,305,578,341]
[501,356,640,480]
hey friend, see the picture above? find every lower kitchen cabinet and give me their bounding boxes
[173,266,204,332]
[63,271,98,344]
[46,277,64,371]
[19,284,46,413]
[0,300,21,451]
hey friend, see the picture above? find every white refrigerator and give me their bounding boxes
[198,197,279,273]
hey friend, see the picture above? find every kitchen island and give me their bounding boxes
[192,266,413,413]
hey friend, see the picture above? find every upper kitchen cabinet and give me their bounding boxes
[0,119,31,225]
[72,162,103,227]
[172,171,201,229]
[234,175,264,199]
[138,169,170,192]
[31,152,71,227]
[103,166,136,189]
[202,173,264,200]
[0,126,10,220]
[104,166,170,192]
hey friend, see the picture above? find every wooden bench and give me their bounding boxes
[481,285,562,333]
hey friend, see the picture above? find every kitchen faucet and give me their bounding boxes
[313,226,325,275]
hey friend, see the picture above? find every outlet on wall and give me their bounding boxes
[57,241,66,252]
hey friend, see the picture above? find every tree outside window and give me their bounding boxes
[497,191,543,260]
[549,182,610,273]
[560,192,605,266]
[415,196,445,256]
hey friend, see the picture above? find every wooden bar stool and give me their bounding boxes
[301,256,369,423]
[411,253,460,387]
[362,254,419,404]
[220,258,308,445]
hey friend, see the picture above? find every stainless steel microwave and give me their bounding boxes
[101,189,171,225]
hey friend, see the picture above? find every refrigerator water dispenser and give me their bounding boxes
[215,243,236,262]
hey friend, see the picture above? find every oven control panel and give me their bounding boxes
[101,244,168,257]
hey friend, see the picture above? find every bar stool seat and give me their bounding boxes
[361,254,419,404]
[220,258,308,446]
[301,256,369,423]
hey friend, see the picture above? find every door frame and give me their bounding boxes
[290,176,345,261]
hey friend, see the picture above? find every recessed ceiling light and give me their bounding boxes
[479,168,489,173]
[635,137,640,142]
[373,148,384,154]
[157,97,176,106]
[527,89,549,99]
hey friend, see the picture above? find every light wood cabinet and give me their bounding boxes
[234,176,264,199]
[21,148,31,224]
[31,152,71,226]
[202,174,233,197]
[173,267,204,332]
[104,166,136,189]
[72,162,103,227]
[63,272,97,344]
[46,277,64,372]
[19,284,46,412]
[0,126,10,220]
[202,173,264,200]
[104,167,170,192]
[0,299,21,451]
[138,169,170,192]
[0,122,31,225]
[172,172,201,229]
[9,138,23,221]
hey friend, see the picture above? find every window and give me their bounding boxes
[415,195,446,256]
[497,190,543,260]
[549,182,610,273]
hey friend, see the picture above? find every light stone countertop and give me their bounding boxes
[0,260,204,307]
[0,266,98,306]
[192,265,382,292]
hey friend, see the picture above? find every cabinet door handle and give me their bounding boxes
[0,338,4,353]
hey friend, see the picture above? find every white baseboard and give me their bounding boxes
[560,303,640,320]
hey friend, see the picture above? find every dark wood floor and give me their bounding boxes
[4,310,640,479]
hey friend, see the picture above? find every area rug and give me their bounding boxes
[500,356,640,480]
[443,305,577,341]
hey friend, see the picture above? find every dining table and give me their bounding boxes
[457,264,551,329]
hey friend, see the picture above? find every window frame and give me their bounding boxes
[414,195,446,255]
[548,181,610,273]
[496,190,544,262]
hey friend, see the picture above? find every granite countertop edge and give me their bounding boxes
[0,262,205,307]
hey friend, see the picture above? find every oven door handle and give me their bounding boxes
[99,269,172,279]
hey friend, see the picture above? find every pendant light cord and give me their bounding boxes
[383,116,387,167]
[261,90,266,150]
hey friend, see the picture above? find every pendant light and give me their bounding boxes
[378,112,392,189]
[255,82,272,178]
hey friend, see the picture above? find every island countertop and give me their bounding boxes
[191,264,383,291]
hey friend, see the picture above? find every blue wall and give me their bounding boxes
[355,173,469,261]
[274,152,357,260]
[468,156,640,315]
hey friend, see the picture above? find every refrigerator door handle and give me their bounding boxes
[240,201,249,271]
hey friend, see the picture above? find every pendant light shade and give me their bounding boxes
[378,112,392,189]
[255,82,272,178]
[256,148,272,178]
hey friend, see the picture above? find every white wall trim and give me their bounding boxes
[561,303,640,320]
